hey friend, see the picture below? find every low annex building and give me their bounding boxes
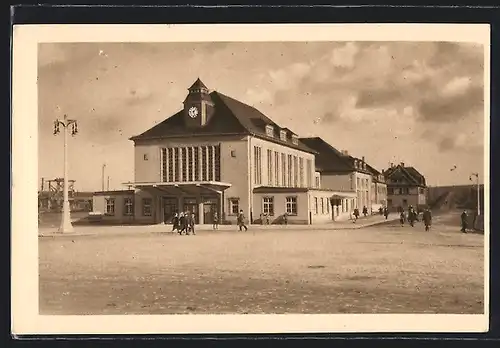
[92,79,362,225]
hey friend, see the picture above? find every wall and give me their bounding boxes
[321,173,353,191]
[92,193,135,224]
[309,189,355,223]
[252,191,309,224]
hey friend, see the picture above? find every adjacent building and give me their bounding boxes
[366,163,388,212]
[383,162,427,211]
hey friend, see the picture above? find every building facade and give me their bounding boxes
[367,164,388,212]
[383,162,427,211]
[94,79,356,225]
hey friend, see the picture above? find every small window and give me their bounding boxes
[265,125,274,137]
[142,198,152,216]
[419,188,424,194]
[291,135,299,145]
[314,197,318,215]
[388,187,394,195]
[123,197,134,216]
[105,198,115,215]
[285,196,297,215]
[230,150,236,157]
[280,130,287,141]
[229,198,239,215]
[263,197,274,216]
[143,154,149,161]
[403,187,410,195]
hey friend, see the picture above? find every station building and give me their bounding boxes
[92,79,360,225]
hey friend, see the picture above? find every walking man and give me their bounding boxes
[461,210,468,233]
[171,212,180,233]
[213,212,219,230]
[178,212,186,235]
[383,206,389,220]
[423,207,432,231]
[362,206,368,217]
[237,210,248,231]
[353,208,360,222]
[188,212,196,235]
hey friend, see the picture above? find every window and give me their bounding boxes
[321,198,325,214]
[266,125,274,137]
[306,159,312,187]
[315,175,320,189]
[254,146,262,185]
[194,147,200,181]
[285,196,297,215]
[287,154,293,186]
[357,177,360,188]
[167,148,174,182]
[292,135,299,145]
[299,158,304,187]
[314,197,318,214]
[327,199,330,213]
[161,148,167,182]
[174,148,180,181]
[229,198,239,215]
[201,146,208,180]
[105,198,115,215]
[231,150,236,157]
[403,199,408,205]
[403,187,410,195]
[387,199,393,207]
[419,188,424,194]
[181,147,187,181]
[208,145,214,181]
[388,187,394,195]
[281,153,287,186]
[293,156,298,187]
[267,149,273,186]
[280,130,287,141]
[123,197,133,216]
[143,154,148,161]
[142,198,152,216]
[263,197,274,216]
[187,147,194,182]
[274,151,280,186]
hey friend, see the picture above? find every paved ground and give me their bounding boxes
[39,212,484,315]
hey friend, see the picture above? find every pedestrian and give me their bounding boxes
[237,210,248,231]
[400,210,406,225]
[265,213,270,225]
[408,206,416,227]
[353,208,360,222]
[379,207,383,215]
[461,210,468,233]
[362,206,368,217]
[171,212,180,233]
[213,212,219,230]
[383,207,389,220]
[188,212,196,235]
[283,212,288,225]
[178,212,186,235]
[423,207,432,231]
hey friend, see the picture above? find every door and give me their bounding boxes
[183,198,199,224]
[203,203,217,224]
[163,198,177,223]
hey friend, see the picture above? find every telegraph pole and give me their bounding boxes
[102,164,106,191]
[53,114,78,233]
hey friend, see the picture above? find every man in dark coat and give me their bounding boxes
[237,210,248,231]
[353,208,360,222]
[383,207,389,220]
[362,206,368,217]
[408,206,416,227]
[179,212,187,235]
[171,212,180,233]
[423,208,432,231]
[461,210,468,233]
[188,212,196,235]
[400,209,406,225]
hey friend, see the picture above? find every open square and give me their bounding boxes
[39,214,484,315]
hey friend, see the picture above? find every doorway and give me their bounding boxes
[183,198,199,224]
[163,197,178,224]
[202,197,218,225]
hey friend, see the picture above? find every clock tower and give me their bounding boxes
[183,78,215,128]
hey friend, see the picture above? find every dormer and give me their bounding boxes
[265,124,274,137]
[279,129,287,142]
[291,134,299,145]
[183,78,215,128]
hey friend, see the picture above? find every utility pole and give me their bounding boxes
[107,176,110,191]
[102,164,106,191]
[53,114,78,233]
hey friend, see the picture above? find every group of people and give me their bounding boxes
[171,211,196,235]
[397,205,433,231]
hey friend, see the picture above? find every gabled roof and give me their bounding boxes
[299,137,373,175]
[383,164,426,187]
[188,78,208,90]
[130,89,317,154]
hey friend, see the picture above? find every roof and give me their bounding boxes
[299,137,373,175]
[189,78,208,90]
[93,190,135,196]
[130,87,317,154]
[383,164,426,187]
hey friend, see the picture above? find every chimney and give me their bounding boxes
[400,162,405,167]
[362,156,365,163]
[390,162,394,168]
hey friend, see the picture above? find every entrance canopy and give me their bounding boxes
[124,181,232,196]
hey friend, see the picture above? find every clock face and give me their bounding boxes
[188,106,199,118]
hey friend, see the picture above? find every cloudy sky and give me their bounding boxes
[38,41,485,191]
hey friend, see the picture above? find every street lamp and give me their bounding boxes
[53,114,78,233]
[469,172,481,216]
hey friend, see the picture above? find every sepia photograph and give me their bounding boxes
[12,23,490,334]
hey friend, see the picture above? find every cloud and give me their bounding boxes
[330,42,359,68]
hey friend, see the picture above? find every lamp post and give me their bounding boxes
[53,114,78,233]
